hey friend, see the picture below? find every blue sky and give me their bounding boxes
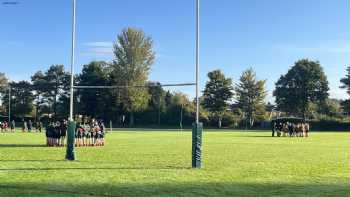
[1,0,350,101]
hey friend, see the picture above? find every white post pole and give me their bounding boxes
[69,0,76,121]
[8,87,11,123]
[66,0,77,161]
[195,0,200,124]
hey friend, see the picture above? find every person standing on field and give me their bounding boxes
[28,120,32,132]
[10,120,15,132]
[22,120,27,132]
[38,121,43,133]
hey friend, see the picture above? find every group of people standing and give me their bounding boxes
[22,120,43,133]
[0,120,35,132]
[45,118,106,147]
[272,121,310,137]
[0,121,10,132]
[75,119,106,147]
[46,119,68,147]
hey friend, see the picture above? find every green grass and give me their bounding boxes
[1,130,350,197]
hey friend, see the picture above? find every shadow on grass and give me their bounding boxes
[235,136,273,138]
[0,166,190,171]
[0,159,68,163]
[0,182,349,197]
[0,144,46,148]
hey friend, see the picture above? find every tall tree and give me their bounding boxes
[77,61,110,118]
[44,65,70,118]
[167,92,195,127]
[147,82,166,125]
[0,73,8,89]
[340,67,350,113]
[0,73,8,115]
[202,70,234,128]
[236,68,267,128]
[111,27,155,126]
[274,59,329,119]
[31,71,47,121]
[2,81,34,118]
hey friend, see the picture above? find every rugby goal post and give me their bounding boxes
[66,0,203,169]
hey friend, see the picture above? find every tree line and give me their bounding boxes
[1,27,350,128]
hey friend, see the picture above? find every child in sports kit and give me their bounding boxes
[99,120,105,146]
[22,120,27,132]
[95,125,102,146]
[59,120,67,146]
[11,120,15,132]
[90,121,96,146]
[28,120,32,132]
[46,122,55,146]
[74,125,79,146]
[83,124,91,146]
[75,123,84,147]
[53,122,61,146]
[37,121,43,133]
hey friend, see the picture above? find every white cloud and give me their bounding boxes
[81,41,114,57]
[83,42,113,48]
[329,88,348,100]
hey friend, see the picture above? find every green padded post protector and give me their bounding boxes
[192,122,203,168]
[65,121,76,161]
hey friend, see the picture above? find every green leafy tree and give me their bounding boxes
[236,68,267,128]
[2,81,34,118]
[265,102,276,120]
[31,71,47,121]
[147,82,166,125]
[202,70,234,128]
[43,65,70,118]
[0,73,8,116]
[77,61,110,118]
[316,99,343,117]
[0,73,8,89]
[274,59,329,119]
[340,67,350,113]
[111,27,155,126]
[169,92,195,127]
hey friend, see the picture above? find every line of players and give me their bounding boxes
[46,120,68,147]
[46,119,106,147]
[1,120,44,133]
[0,121,9,132]
[75,120,105,147]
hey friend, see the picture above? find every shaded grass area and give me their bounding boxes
[1,131,350,196]
[1,182,350,197]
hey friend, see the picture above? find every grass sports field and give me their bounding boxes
[1,130,350,197]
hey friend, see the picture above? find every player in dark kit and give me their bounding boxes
[37,121,43,133]
[59,119,67,146]
[28,120,32,132]
[10,120,15,132]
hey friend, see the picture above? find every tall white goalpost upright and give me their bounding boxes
[8,87,11,123]
[66,0,77,161]
[192,0,203,169]
[196,0,200,124]
[69,0,76,122]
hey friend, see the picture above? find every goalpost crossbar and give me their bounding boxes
[73,83,196,89]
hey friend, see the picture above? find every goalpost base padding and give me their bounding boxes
[192,122,203,168]
[65,121,76,161]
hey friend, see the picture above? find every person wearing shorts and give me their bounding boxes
[83,125,91,146]
[59,120,67,146]
[10,120,15,132]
